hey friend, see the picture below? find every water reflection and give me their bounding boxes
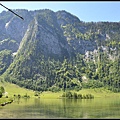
[0,97,120,118]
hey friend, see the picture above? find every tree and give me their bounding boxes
[0,86,5,94]
[0,92,2,98]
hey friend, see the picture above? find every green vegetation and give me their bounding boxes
[1,50,119,93]
[0,79,120,107]
[0,81,35,98]
[0,49,13,75]
[0,10,120,96]
[62,91,94,99]
[0,49,119,93]
[0,86,5,98]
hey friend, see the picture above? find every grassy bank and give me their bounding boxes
[0,81,120,101]
[0,81,35,106]
[40,87,120,99]
[0,81,35,98]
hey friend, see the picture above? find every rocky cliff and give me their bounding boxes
[0,9,120,92]
[1,9,119,59]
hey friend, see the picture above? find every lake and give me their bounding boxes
[0,96,120,118]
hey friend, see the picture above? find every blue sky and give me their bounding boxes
[0,1,120,22]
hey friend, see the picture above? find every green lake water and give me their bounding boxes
[0,96,120,119]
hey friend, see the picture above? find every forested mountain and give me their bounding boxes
[0,9,120,92]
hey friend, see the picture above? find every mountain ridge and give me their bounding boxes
[0,9,119,92]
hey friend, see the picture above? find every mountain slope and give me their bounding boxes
[0,9,34,52]
[0,9,119,92]
[18,9,74,60]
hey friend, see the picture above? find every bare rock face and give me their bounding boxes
[18,9,74,60]
[1,8,119,88]
[0,38,19,52]
[0,9,119,61]
[0,9,33,52]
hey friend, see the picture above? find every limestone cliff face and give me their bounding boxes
[0,9,33,52]
[0,9,119,61]
[18,9,74,60]
[0,38,19,52]
[1,9,120,87]
[56,10,98,55]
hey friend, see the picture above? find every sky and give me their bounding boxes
[0,1,120,22]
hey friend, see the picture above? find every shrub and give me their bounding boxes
[5,96,8,98]
[23,93,30,98]
[0,86,5,94]
[66,91,73,98]
[0,92,2,98]
[77,94,82,99]
[73,92,78,99]
[34,91,40,96]
[62,92,66,97]
[18,94,21,98]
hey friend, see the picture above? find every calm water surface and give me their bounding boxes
[0,96,120,119]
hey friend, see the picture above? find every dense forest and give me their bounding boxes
[0,9,120,92]
[1,49,119,92]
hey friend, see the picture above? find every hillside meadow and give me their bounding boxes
[0,81,120,102]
